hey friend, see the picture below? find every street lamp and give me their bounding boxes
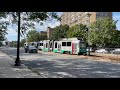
[85,12,92,56]
[14,12,21,66]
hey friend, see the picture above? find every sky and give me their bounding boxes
[5,12,120,41]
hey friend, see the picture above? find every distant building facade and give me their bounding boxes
[40,31,47,35]
[47,27,54,39]
[60,12,112,27]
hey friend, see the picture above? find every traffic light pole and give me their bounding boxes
[85,12,92,56]
[88,16,90,56]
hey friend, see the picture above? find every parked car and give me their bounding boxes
[111,49,120,54]
[87,47,96,52]
[24,45,29,53]
[95,49,109,54]
[24,45,38,53]
[87,48,93,52]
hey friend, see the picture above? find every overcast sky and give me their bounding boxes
[5,12,120,41]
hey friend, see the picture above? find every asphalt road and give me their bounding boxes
[1,47,120,78]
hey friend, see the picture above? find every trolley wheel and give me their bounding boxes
[83,53,87,56]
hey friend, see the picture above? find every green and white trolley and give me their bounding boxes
[53,38,87,55]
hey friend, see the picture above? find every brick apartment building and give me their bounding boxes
[60,12,112,27]
[47,27,54,39]
[40,31,47,35]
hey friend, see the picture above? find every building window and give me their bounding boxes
[72,18,75,21]
[103,12,107,16]
[75,20,78,22]
[100,12,104,16]
[87,20,89,23]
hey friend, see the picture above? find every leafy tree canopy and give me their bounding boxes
[90,17,118,48]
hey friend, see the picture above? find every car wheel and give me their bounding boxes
[103,51,105,54]
[83,53,87,56]
[25,50,28,53]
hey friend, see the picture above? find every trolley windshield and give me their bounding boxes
[80,41,86,49]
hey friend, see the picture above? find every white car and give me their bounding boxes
[111,49,120,54]
[29,46,38,53]
[95,49,109,54]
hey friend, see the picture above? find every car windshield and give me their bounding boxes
[31,43,35,46]
[29,46,35,48]
[25,45,29,48]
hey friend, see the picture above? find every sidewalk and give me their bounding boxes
[0,51,42,78]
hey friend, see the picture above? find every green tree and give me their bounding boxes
[90,17,118,48]
[27,30,39,42]
[20,39,26,47]
[0,41,3,46]
[110,30,120,47]
[0,12,60,34]
[0,13,9,42]
[27,30,47,42]
[9,41,17,47]
[39,34,47,40]
[66,24,87,40]
[50,24,69,40]
[0,12,60,66]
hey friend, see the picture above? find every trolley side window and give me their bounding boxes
[62,42,66,46]
[40,43,43,46]
[55,42,57,48]
[31,43,34,46]
[67,42,71,46]
[39,43,41,46]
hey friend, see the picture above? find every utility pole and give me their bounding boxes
[85,12,92,56]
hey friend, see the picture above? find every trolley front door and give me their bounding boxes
[72,43,77,54]
[72,43,75,54]
[43,43,46,50]
[58,44,61,52]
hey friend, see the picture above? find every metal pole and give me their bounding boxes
[88,15,90,56]
[26,34,28,46]
[14,12,21,66]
